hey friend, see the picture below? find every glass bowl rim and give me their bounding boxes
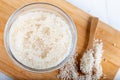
[4,2,77,73]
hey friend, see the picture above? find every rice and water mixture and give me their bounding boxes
[9,10,72,69]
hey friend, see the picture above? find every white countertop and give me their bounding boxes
[0,0,120,80]
[67,0,120,31]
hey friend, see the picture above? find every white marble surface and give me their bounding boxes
[67,0,120,31]
[114,68,120,80]
[0,0,120,80]
[0,72,12,80]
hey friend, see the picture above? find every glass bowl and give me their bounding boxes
[4,2,77,73]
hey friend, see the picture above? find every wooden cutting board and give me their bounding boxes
[0,0,120,80]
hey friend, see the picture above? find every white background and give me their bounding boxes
[67,0,120,31]
[0,0,120,80]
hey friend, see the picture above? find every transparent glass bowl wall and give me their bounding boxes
[4,3,77,72]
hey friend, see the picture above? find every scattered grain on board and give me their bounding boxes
[102,74,107,79]
[103,58,107,62]
[113,43,117,47]
[57,39,103,80]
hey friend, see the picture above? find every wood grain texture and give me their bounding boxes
[0,0,120,79]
